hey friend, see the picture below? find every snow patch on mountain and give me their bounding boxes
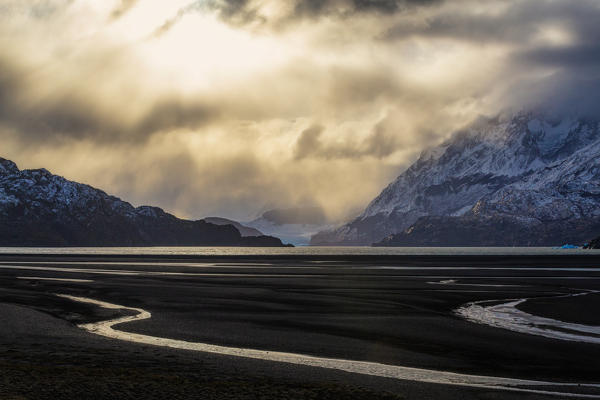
[312,112,600,245]
[0,158,288,246]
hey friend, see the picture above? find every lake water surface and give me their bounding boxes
[0,246,598,256]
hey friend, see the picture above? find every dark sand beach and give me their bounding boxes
[1,253,600,399]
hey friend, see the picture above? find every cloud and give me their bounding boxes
[294,125,324,159]
[149,2,206,38]
[0,54,220,144]
[218,0,442,20]
[2,0,600,223]
[293,109,439,161]
[382,0,600,43]
[280,0,441,21]
[152,0,443,34]
[111,0,140,20]
[293,123,396,160]
[519,45,600,69]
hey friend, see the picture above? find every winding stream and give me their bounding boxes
[456,291,600,344]
[57,294,600,398]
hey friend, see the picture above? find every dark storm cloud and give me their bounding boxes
[521,45,600,68]
[294,122,401,160]
[0,61,115,140]
[364,120,403,158]
[0,59,219,143]
[503,71,600,119]
[294,125,324,159]
[292,0,440,16]
[159,0,443,31]
[7,0,600,222]
[134,99,220,138]
[378,0,600,120]
[498,2,600,118]
[383,0,600,44]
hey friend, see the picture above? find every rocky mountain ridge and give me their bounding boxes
[312,112,600,246]
[0,158,287,247]
[203,217,264,237]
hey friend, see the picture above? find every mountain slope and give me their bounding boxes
[0,158,287,247]
[312,112,600,246]
[203,217,263,237]
[245,207,332,246]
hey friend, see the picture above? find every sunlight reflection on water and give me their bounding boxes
[1,246,599,256]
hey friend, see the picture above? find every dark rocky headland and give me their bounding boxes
[0,158,288,247]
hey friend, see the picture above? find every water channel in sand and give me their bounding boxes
[456,291,600,345]
[57,294,600,398]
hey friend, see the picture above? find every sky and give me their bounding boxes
[1,0,599,222]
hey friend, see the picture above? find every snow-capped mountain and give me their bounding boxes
[0,158,287,246]
[311,112,600,246]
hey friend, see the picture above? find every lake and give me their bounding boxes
[0,246,598,256]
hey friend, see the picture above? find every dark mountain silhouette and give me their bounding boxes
[0,158,288,247]
[203,217,263,237]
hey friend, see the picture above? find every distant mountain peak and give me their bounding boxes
[245,206,332,246]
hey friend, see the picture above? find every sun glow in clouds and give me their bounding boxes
[1,0,598,221]
[140,12,295,90]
